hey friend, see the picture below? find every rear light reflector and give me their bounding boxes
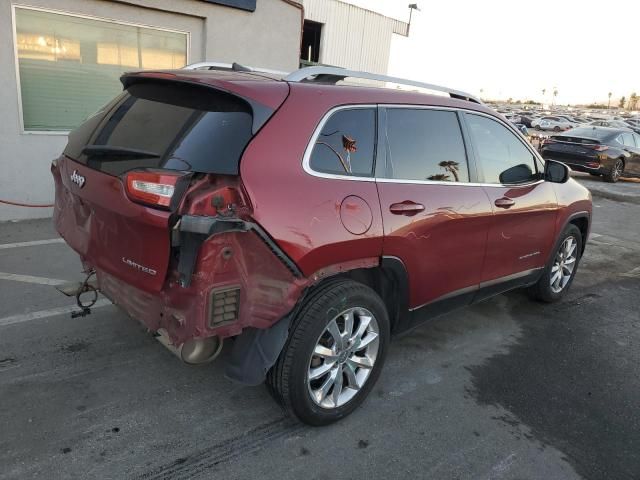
[208,286,240,327]
[591,145,609,151]
[124,171,183,209]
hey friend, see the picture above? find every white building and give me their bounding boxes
[0,0,407,221]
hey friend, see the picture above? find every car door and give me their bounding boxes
[621,132,640,175]
[462,112,559,297]
[375,106,493,324]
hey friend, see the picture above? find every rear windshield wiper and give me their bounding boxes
[82,145,160,159]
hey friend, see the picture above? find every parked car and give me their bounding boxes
[51,64,592,425]
[533,116,573,131]
[541,126,640,182]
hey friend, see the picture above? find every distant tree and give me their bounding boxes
[629,93,638,110]
[553,88,558,106]
[619,96,626,109]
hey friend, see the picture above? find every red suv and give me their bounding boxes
[52,65,592,425]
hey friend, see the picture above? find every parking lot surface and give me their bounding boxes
[1,181,639,480]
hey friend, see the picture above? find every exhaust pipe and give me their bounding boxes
[156,329,223,365]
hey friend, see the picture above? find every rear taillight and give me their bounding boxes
[591,145,609,152]
[124,170,183,209]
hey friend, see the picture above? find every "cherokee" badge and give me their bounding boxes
[70,170,86,188]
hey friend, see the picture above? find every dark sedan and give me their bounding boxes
[540,126,640,182]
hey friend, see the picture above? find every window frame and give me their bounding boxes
[11,4,191,135]
[303,104,379,181]
[461,111,543,186]
[303,104,546,188]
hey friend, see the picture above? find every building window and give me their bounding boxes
[14,7,188,132]
[301,20,322,64]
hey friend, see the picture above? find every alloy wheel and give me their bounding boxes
[550,236,578,293]
[307,307,380,409]
[612,159,623,181]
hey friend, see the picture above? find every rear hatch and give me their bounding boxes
[52,72,288,292]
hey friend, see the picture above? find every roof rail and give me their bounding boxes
[183,61,288,76]
[284,66,482,104]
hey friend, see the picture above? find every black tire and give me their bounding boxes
[553,126,561,132]
[266,280,390,426]
[528,224,582,303]
[604,158,624,183]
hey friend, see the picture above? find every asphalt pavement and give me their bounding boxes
[0,188,638,480]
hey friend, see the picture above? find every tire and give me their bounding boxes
[604,158,624,183]
[528,224,582,303]
[266,280,390,426]
[553,126,561,132]
[535,125,541,130]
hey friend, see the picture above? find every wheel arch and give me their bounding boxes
[567,212,590,255]
[309,256,410,335]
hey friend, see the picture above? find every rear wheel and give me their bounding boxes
[267,280,389,425]
[604,158,624,183]
[553,126,561,132]
[528,224,582,302]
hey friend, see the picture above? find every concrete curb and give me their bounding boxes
[586,187,640,205]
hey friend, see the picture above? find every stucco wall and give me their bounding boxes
[0,0,301,221]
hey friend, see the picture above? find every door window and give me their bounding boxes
[309,108,376,176]
[466,114,538,184]
[383,109,469,182]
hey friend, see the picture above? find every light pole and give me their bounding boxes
[608,92,612,110]
[407,4,420,36]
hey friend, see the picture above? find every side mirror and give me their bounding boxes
[544,159,570,183]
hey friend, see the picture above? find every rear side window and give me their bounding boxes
[309,108,376,176]
[64,82,254,176]
[466,114,538,184]
[620,133,636,147]
[384,109,469,182]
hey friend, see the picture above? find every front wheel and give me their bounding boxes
[267,280,389,425]
[528,224,582,302]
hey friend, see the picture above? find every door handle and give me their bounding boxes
[494,197,515,209]
[389,201,425,216]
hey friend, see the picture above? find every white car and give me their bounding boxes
[532,116,573,131]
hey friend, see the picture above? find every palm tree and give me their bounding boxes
[608,92,612,109]
[629,93,638,110]
[619,96,626,109]
[553,88,558,107]
[438,161,460,182]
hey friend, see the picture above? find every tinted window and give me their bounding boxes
[65,82,253,176]
[634,134,640,146]
[309,108,376,176]
[384,109,469,182]
[466,114,538,184]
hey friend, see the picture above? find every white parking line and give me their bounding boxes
[0,299,112,327]
[0,238,65,250]
[0,272,67,286]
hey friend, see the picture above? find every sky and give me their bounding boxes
[347,0,640,106]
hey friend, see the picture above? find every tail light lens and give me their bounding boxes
[124,170,183,209]
[591,145,609,152]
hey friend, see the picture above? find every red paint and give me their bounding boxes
[52,71,592,348]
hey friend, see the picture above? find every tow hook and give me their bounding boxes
[55,270,99,318]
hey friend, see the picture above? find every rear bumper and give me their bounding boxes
[83,229,308,346]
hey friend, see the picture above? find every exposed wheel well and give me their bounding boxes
[569,216,589,255]
[310,258,409,333]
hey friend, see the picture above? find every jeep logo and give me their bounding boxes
[70,170,86,188]
[122,257,157,276]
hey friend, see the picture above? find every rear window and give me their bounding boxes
[64,82,253,176]
[557,128,615,141]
